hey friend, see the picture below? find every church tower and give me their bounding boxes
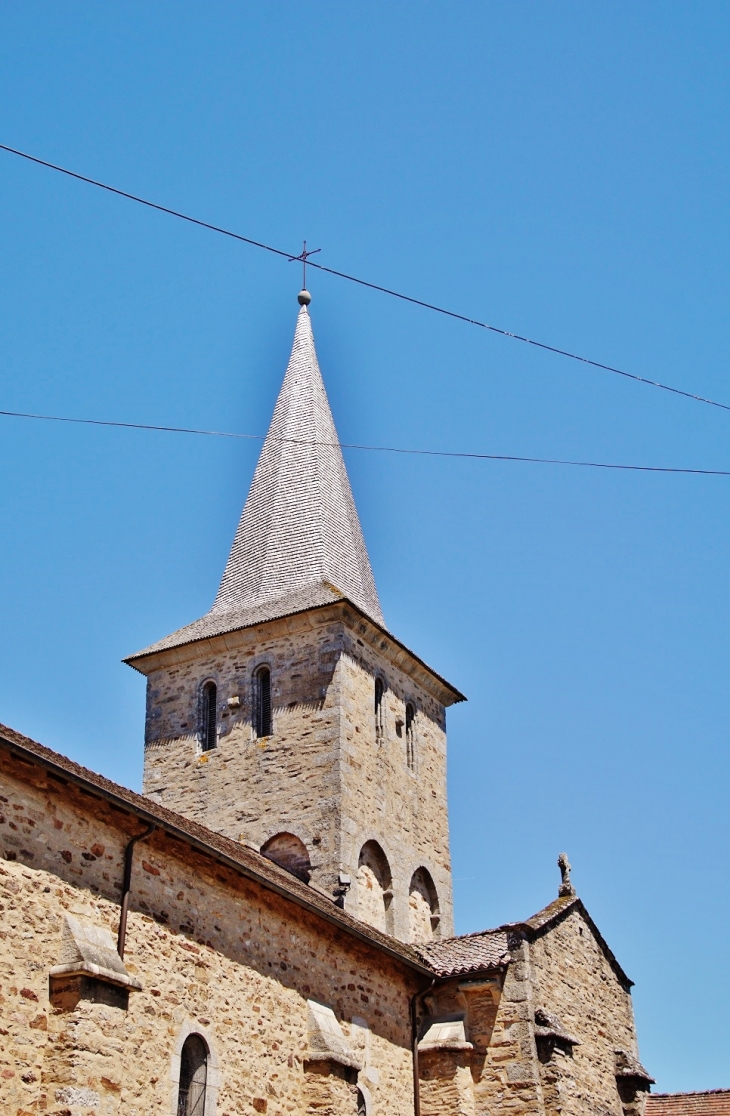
[125,292,464,943]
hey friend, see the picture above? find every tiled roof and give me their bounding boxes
[414,928,512,977]
[130,303,384,662]
[417,892,634,986]
[0,722,429,976]
[646,1093,730,1116]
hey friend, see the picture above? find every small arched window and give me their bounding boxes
[201,682,217,752]
[177,1033,208,1116]
[254,666,272,738]
[405,702,416,770]
[374,677,384,740]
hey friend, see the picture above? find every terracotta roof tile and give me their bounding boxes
[414,928,513,977]
[646,1092,730,1116]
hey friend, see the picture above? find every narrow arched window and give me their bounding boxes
[405,702,415,770]
[255,666,272,738]
[374,677,384,741]
[178,1033,208,1116]
[201,682,217,752]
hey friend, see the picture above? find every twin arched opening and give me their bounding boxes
[198,664,271,753]
[355,844,440,940]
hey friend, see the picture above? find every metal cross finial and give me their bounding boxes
[557,852,576,897]
[289,239,321,291]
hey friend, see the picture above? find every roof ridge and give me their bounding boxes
[650,1092,730,1098]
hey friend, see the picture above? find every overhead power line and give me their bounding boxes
[1,141,728,415]
[1,407,727,477]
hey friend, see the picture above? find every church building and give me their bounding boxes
[1,291,655,1116]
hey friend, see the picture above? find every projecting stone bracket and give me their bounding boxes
[49,913,141,1010]
[418,1014,474,1053]
[304,999,362,1072]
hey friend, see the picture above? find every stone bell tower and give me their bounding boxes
[125,291,464,943]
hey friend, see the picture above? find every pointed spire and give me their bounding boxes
[211,301,384,627]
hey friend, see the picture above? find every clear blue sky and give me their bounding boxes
[0,3,727,1091]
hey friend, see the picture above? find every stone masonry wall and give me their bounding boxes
[139,603,454,940]
[420,948,546,1116]
[336,624,453,941]
[0,749,421,1116]
[529,907,638,1116]
[142,611,345,898]
[416,909,642,1116]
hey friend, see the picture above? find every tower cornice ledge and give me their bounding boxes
[124,586,465,708]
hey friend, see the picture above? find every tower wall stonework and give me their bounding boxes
[141,602,454,941]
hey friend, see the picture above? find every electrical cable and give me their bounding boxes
[1,141,728,415]
[1,406,727,476]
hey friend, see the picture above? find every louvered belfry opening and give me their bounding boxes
[405,702,416,770]
[201,681,217,752]
[255,666,272,738]
[177,1033,208,1116]
[374,677,384,741]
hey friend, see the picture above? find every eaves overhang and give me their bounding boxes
[0,722,434,978]
[124,593,466,708]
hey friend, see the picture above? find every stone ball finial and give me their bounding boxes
[298,289,312,306]
[557,852,576,897]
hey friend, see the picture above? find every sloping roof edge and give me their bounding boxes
[508,895,634,990]
[124,592,466,706]
[0,722,433,978]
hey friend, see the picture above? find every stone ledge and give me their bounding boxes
[49,960,142,990]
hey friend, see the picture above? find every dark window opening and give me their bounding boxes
[201,682,217,752]
[374,677,384,740]
[255,666,272,738]
[178,1033,208,1116]
[405,702,415,770]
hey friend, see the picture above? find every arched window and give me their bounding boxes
[374,677,384,741]
[408,867,440,942]
[254,665,272,738]
[177,1033,208,1116]
[201,682,217,752]
[405,702,416,770]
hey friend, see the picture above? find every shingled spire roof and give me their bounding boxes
[127,299,384,660]
[213,301,383,625]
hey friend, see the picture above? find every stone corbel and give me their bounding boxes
[418,1014,473,1053]
[304,1000,362,1072]
[457,975,502,1004]
[534,1007,581,1063]
[49,913,142,994]
[615,1048,655,1114]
